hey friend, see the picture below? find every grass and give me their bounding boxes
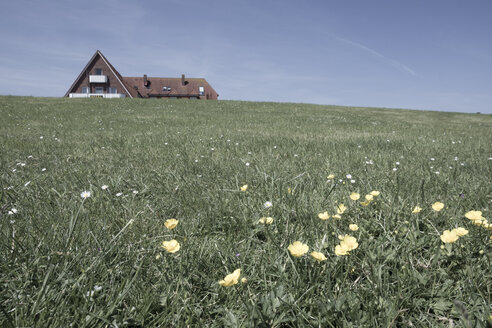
[0,95,491,327]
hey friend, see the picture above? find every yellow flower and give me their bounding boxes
[370,191,380,197]
[365,194,374,201]
[337,204,346,214]
[464,210,483,221]
[332,214,342,219]
[164,218,179,230]
[258,217,274,224]
[349,224,359,231]
[335,244,349,256]
[241,277,247,284]
[219,269,241,287]
[240,184,248,192]
[335,235,358,256]
[318,211,330,220]
[452,227,469,237]
[360,200,371,207]
[161,239,180,253]
[287,187,292,194]
[349,192,360,201]
[327,174,335,179]
[432,202,444,212]
[412,206,422,214]
[310,251,327,262]
[288,241,309,257]
[440,230,459,243]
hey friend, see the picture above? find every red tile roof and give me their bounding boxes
[122,76,217,98]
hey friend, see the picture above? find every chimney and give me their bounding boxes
[181,74,185,86]
[143,74,148,86]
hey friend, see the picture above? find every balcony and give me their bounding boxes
[69,93,126,98]
[89,75,108,83]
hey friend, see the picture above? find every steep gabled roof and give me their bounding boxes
[64,50,134,98]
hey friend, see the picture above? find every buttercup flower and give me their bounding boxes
[464,210,483,222]
[288,241,309,257]
[370,191,380,197]
[452,227,468,237]
[310,251,327,262]
[332,214,342,219]
[259,217,273,224]
[164,218,179,230]
[349,192,360,201]
[440,230,459,243]
[241,277,247,284]
[432,202,444,212]
[219,269,241,287]
[327,174,335,179]
[161,239,180,253]
[360,200,371,207]
[337,204,346,214]
[240,184,248,192]
[365,194,374,201]
[412,206,422,214]
[80,191,91,199]
[318,211,330,220]
[349,224,359,231]
[335,235,358,256]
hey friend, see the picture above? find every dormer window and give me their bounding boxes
[162,87,171,91]
[95,68,103,75]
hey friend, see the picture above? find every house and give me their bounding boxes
[64,50,218,100]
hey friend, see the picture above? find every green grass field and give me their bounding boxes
[1,96,491,327]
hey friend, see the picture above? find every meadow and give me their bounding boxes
[0,96,491,327]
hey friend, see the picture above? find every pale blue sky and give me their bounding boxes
[0,0,491,113]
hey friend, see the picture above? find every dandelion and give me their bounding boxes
[310,251,327,262]
[432,202,444,212]
[161,240,180,253]
[164,218,179,230]
[80,191,91,199]
[219,269,241,287]
[318,212,330,220]
[337,204,346,215]
[258,217,273,224]
[349,224,359,231]
[288,241,309,257]
[240,184,248,192]
[263,201,273,209]
[101,185,108,190]
[452,227,468,237]
[412,206,422,214]
[349,193,360,201]
[440,230,459,243]
[370,191,380,197]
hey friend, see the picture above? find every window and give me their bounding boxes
[108,87,117,94]
[95,87,104,94]
[82,87,89,94]
[199,86,204,96]
[95,68,103,75]
[162,86,171,91]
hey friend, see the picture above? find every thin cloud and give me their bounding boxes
[335,36,416,76]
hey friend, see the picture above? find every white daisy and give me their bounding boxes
[101,185,108,190]
[263,201,273,209]
[80,191,91,199]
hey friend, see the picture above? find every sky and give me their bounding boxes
[0,0,491,113]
